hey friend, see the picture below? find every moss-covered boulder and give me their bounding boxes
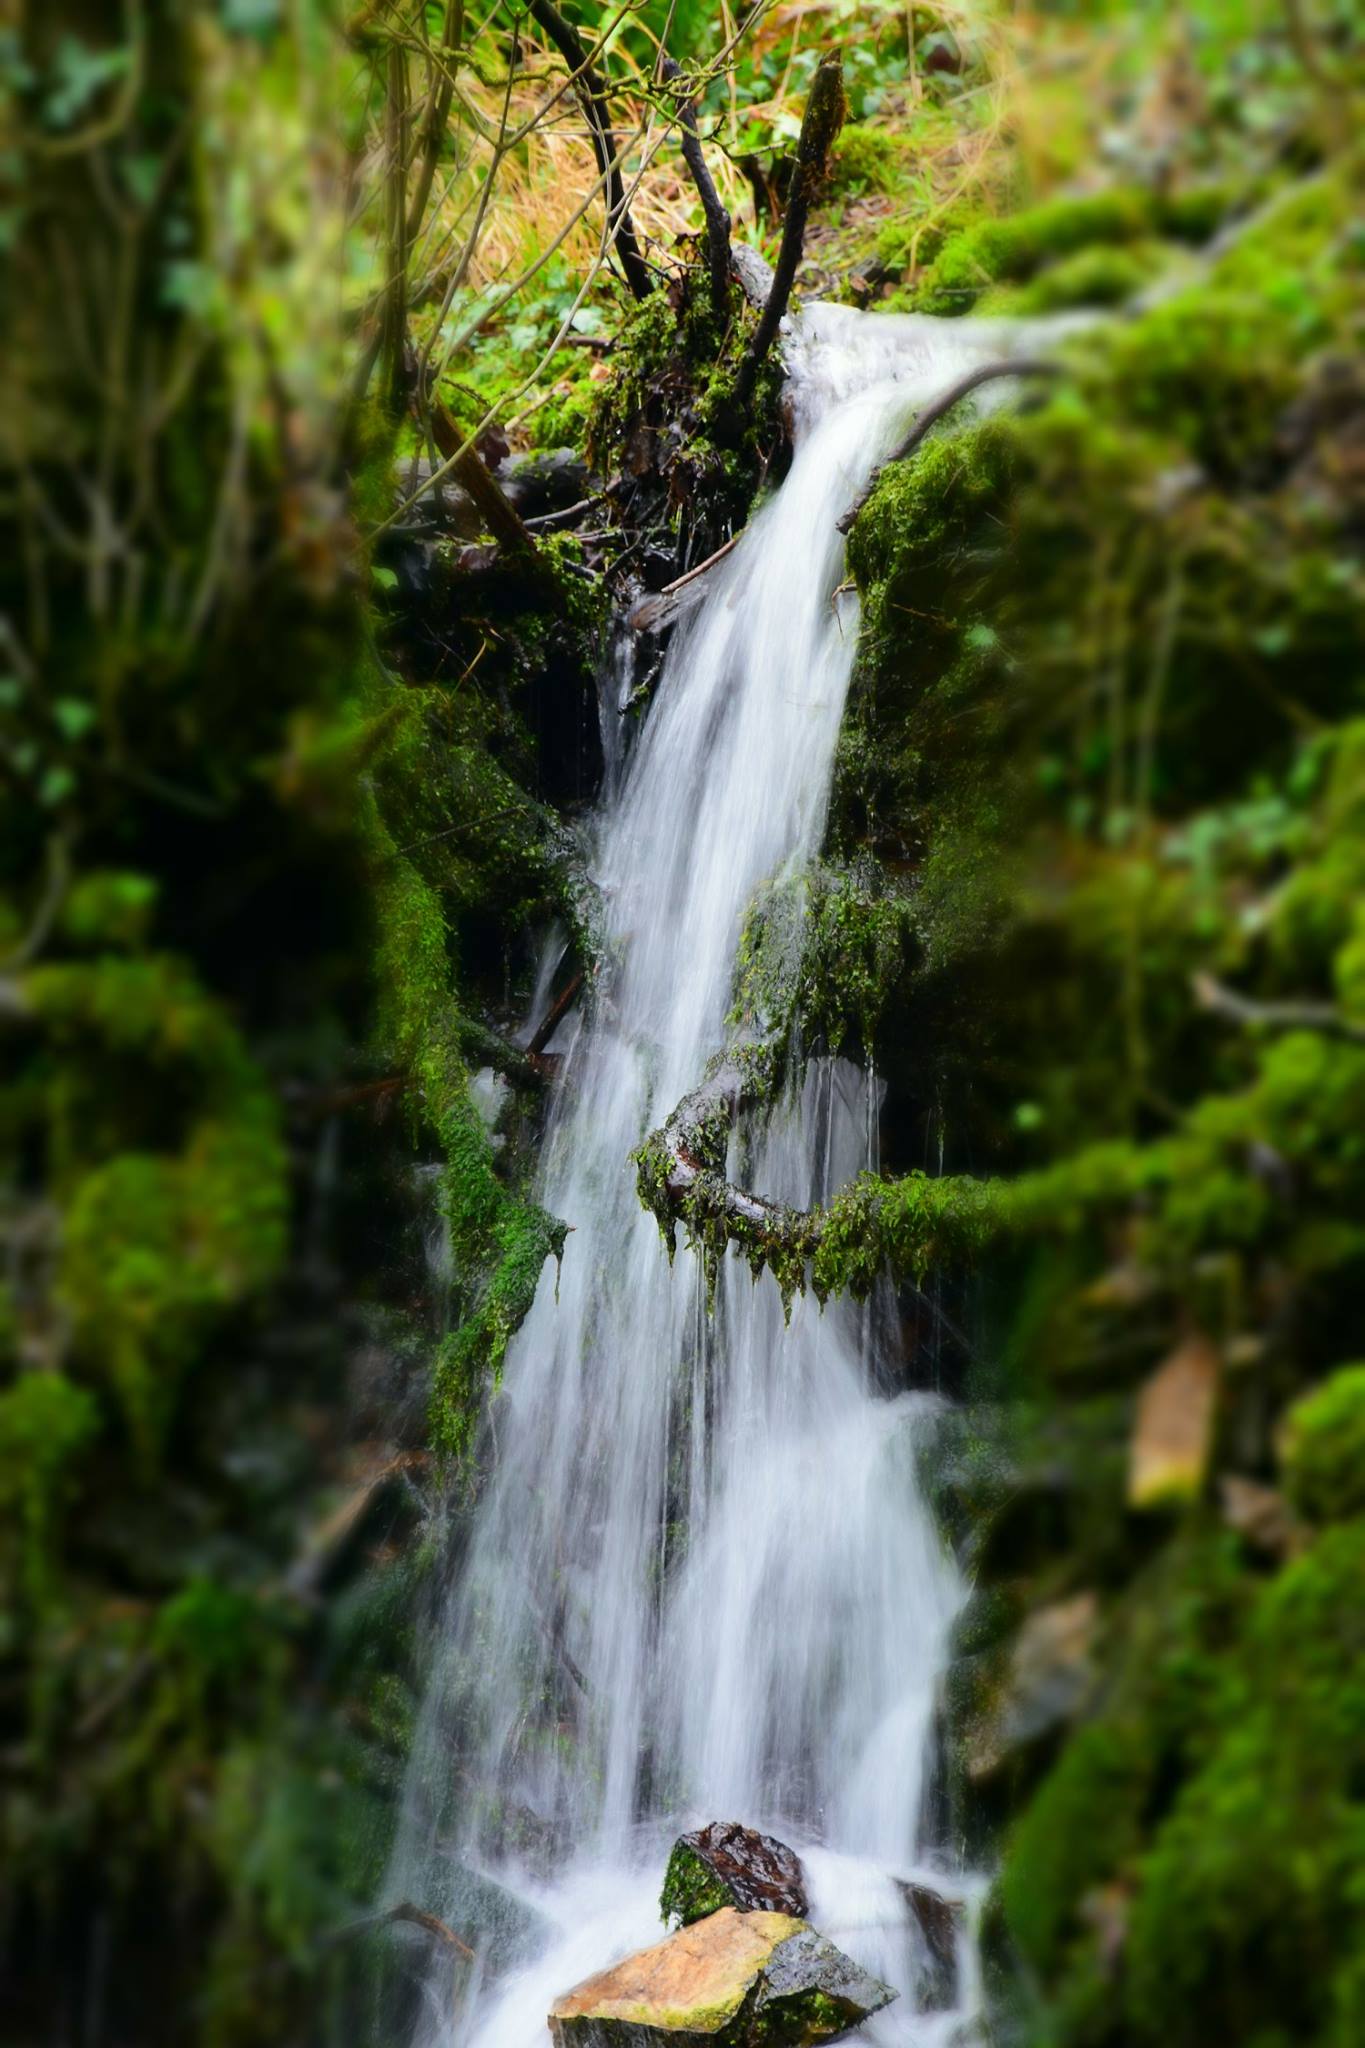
[661,1822,807,1928]
[1280,1363,1365,1524]
[548,1907,895,2046]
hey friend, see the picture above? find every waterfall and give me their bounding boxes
[387,303,1030,2045]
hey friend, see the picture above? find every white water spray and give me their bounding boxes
[387,304,1032,2045]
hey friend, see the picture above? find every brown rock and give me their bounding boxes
[661,1821,807,1926]
[967,1591,1099,1779]
[1219,1474,1303,1559]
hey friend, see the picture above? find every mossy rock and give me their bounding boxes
[1280,1362,1365,1524]
[548,1907,895,2045]
[661,1823,808,1929]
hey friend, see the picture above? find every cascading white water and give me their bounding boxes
[387,304,1032,2046]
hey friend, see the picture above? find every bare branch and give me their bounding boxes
[628,532,742,633]
[836,358,1062,534]
[660,56,731,312]
[524,0,654,299]
[1191,971,1365,1045]
[732,53,845,412]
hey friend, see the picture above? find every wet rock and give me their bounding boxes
[548,1906,895,2045]
[967,1591,1099,1780]
[1219,1473,1302,1560]
[499,447,593,519]
[1128,1334,1220,1508]
[897,1879,961,2012]
[661,1822,807,1928]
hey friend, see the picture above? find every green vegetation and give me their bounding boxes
[660,1841,736,1927]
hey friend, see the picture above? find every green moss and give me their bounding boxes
[60,1112,287,1465]
[998,1720,1148,1976]
[831,122,916,195]
[1281,1365,1365,1524]
[911,188,1159,315]
[60,870,159,950]
[1123,1526,1365,2048]
[0,1374,100,1610]
[660,1841,735,1927]
[369,813,566,1461]
[1003,240,1166,313]
[812,1170,999,1304]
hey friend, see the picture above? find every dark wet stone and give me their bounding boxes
[661,1822,808,1927]
[897,1879,961,2012]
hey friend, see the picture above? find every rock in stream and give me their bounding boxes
[547,1905,895,2046]
[660,1821,808,1927]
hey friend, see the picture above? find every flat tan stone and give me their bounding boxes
[548,1904,894,2044]
[550,1909,802,2037]
[1129,1334,1220,1508]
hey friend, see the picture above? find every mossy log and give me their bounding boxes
[634,1047,995,1311]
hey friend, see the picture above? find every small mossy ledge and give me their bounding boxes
[895,182,1236,316]
[367,794,569,1462]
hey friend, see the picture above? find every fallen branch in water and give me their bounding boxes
[526,968,584,1057]
[627,532,742,633]
[837,357,1062,534]
[634,1048,996,1312]
[327,1900,476,1961]
[731,54,845,413]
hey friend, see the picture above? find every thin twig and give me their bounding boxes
[1191,971,1365,1045]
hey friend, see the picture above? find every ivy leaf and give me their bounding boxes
[44,36,131,131]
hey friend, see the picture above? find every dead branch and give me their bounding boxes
[837,358,1062,534]
[627,532,742,633]
[1191,970,1365,1045]
[661,57,730,313]
[731,54,845,413]
[524,0,653,300]
[284,1451,430,1601]
[428,392,537,556]
[526,969,584,1057]
[327,1900,476,1961]
[406,0,466,245]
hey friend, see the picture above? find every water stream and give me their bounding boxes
[388,303,1035,2045]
